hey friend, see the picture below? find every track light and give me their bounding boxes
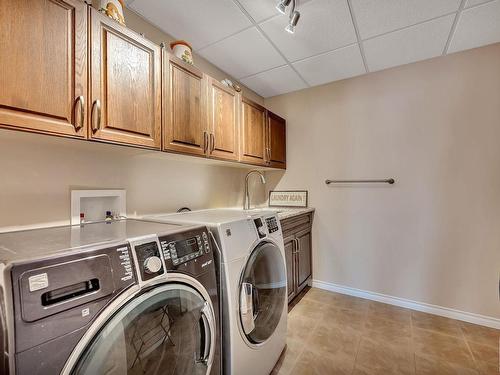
[275,0,292,15]
[275,0,300,33]
[285,10,300,34]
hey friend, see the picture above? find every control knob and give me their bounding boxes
[144,256,162,274]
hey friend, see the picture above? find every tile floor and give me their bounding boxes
[272,288,500,375]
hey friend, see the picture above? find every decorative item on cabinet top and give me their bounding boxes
[170,40,194,65]
[221,79,242,93]
[94,0,126,25]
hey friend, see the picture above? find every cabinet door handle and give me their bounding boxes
[203,131,208,153]
[91,100,101,133]
[74,96,84,132]
[295,238,300,253]
[210,133,215,153]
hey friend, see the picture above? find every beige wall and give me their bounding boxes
[123,8,264,105]
[265,43,500,319]
[0,130,269,231]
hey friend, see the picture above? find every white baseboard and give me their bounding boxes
[312,279,500,330]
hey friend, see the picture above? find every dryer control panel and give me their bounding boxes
[265,216,279,234]
[160,230,210,266]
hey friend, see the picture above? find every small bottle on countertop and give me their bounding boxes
[80,213,85,225]
[105,211,113,222]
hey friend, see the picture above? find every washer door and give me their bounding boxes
[71,283,215,375]
[239,241,286,345]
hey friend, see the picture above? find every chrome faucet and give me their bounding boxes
[243,170,266,210]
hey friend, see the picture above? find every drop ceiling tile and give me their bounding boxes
[128,0,251,50]
[448,0,500,53]
[363,14,455,72]
[293,45,366,86]
[259,0,357,62]
[238,0,314,23]
[198,28,286,79]
[240,65,307,97]
[465,0,494,7]
[351,0,461,39]
[237,0,281,23]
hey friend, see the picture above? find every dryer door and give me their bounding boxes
[70,283,215,375]
[239,241,287,345]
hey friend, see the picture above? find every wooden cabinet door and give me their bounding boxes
[284,235,296,302]
[208,79,240,161]
[0,0,87,137]
[296,228,312,289]
[240,97,267,166]
[89,8,161,148]
[267,111,286,169]
[164,54,208,156]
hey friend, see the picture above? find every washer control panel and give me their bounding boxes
[131,238,165,282]
[161,230,210,266]
[265,216,279,234]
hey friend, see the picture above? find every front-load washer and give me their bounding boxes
[145,209,288,375]
[0,219,221,375]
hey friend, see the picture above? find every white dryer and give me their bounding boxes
[145,209,287,375]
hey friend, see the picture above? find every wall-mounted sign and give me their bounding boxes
[269,191,308,208]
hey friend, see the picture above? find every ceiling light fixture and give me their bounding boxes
[285,10,300,34]
[275,0,292,15]
[276,0,301,34]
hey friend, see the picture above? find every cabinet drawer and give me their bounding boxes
[281,212,312,237]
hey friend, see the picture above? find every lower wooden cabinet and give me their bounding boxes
[281,212,313,303]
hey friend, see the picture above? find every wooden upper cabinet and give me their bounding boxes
[0,0,87,137]
[208,79,240,161]
[240,97,267,166]
[163,54,208,156]
[89,8,161,148]
[267,111,287,169]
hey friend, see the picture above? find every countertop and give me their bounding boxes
[274,207,315,220]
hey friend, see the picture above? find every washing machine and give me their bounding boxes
[145,209,288,375]
[0,219,221,375]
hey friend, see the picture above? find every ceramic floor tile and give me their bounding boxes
[289,298,327,320]
[287,313,318,342]
[272,338,305,375]
[412,327,475,368]
[307,320,362,358]
[461,321,500,348]
[320,306,367,332]
[366,301,412,324]
[364,315,412,347]
[354,337,415,375]
[289,348,355,375]
[276,288,499,375]
[468,340,499,365]
[331,294,370,311]
[475,360,500,375]
[301,287,339,306]
[415,354,479,375]
[411,311,463,337]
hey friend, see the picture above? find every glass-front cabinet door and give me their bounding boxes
[72,283,214,375]
[239,241,287,344]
